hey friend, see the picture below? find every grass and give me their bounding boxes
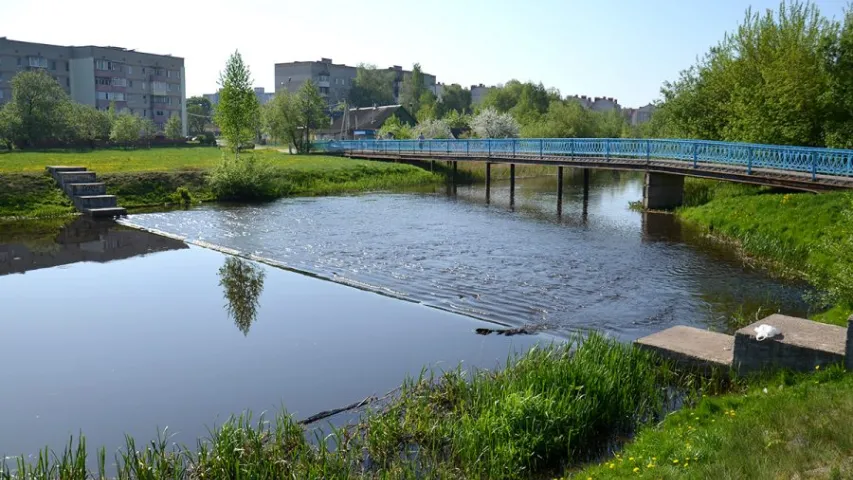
[676,178,852,324]
[0,148,445,217]
[572,365,853,479]
[0,333,675,480]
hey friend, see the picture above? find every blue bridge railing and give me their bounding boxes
[316,138,853,179]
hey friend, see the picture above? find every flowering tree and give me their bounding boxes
[413,118,452,139]
[471,107,520,138]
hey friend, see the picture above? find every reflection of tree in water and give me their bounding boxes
[218,257,266,335]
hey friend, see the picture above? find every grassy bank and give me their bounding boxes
[0,149,444,217]
[573,366,853,479]
[675,178,852,324]
[1,334,674,479]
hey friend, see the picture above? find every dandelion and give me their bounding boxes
[647,463,655,468]
[609,463,615,469]
[673,459,679,464]
[633,467,640,473]
[816,365,821,370]
[629,457,635,462]
[684,462,690,468]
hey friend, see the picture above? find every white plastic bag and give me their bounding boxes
[754,324,781,341]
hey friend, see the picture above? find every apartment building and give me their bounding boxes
[470,84,494,105]
[0,37,186,135]
[274,58,436,106]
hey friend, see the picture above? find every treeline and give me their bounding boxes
[652,1,853,148]
[0,70,183,150]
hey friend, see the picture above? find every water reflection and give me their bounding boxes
[0,217,187,276]
[218,257,266,335]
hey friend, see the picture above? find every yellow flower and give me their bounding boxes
[816,365,821,370]
[684,462,690,468]
[652,457,657,461]
[609,463,615,469]
[633,467,640,473]
[673,459,679,464]
[629,457,635,462]
[647,463,655,468]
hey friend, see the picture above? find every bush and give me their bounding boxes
[168,186,194,206]
[208,154,276,201]
[199,132,217,146]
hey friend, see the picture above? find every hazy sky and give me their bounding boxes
[1,0,848,107]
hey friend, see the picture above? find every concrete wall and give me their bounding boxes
[69,57,95,106]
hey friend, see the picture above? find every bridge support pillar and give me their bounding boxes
[430,160,435,172]
[557,167,564,215]
[583,168,590,217]
[510,164,516,206]
[453,161,458,182]
[643,172,684,210]
[485,163,491,203]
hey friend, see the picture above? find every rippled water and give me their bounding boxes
[130,170,811,340]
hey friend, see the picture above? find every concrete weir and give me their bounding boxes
[636,314,853,374]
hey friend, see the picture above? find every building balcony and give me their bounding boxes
[317,80,330,88]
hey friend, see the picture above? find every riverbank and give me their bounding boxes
[572,365,853,479]
[675,179,852,325]
[1,333,675,479]
[0,148,444,218]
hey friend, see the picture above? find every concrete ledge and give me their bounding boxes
[635,326,733,370]
[734,314,846,374]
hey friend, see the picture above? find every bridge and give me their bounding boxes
[323,138,853,210]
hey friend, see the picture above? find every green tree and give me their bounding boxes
[348,64,396,107]
[68,103,112,147]
[401,63,427,115]
[444,109,471,130]
[186,96,212,136]
[438,84,472,115]
[295,80,328,153]
[263,91,301,151]
[416,91,438,122]
[110,113,141,147]
[377,114,414,139]
[165,115,183,139]
[215,51,260,158]
[0,103,21,150]
[7,70,71,147]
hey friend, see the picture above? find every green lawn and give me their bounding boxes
[572,366,853,479]
[0,147,225,173]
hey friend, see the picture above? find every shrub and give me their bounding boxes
[168,186,194,206]
[199,132,217,146]
[208,154,276,201]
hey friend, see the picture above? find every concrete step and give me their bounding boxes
[74,195,118,210]
[56,171,97,187]
[66,182,106,196]
[635,326,734,371]
[734,314,846,374]
[46,165,87,176]
[83,207,127,218]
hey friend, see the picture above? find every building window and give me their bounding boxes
[28,56,48,68]
[17,57,21,66]
[65,62,69,72]
[97,91,107,100]
[151,81,168,93]
[152,95,171,104]
[319,75,329,82]
[66,78,70,87]
[96,77,111,85]
[95,59,109,70]
[96,91,126,101]
[155,110,164,116]
[128,80,133,87]
[112,77,127,87]
[141,82,147,91]
[154,68,165,76]
[111,63,122,72]
[319,87,329,95]
[127,66,133,75]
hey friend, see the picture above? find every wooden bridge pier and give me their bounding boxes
[485,163,491,203]
[510,164,516,206]
[557,167,564,215]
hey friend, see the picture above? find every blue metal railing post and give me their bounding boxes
[398,141,401,155]
[605,139,610,160]
[512,139,516,158]
[428,140,431,156]
[488,139,491,157]
[466,139,470,156]
[646,139,650,164]
[848,154,852,176]
[540,139,544,158]
[570,138,575,158]
[748,147,753,174]
[811,152,817,180]
[692,142,698,168]
[446,140,450,155]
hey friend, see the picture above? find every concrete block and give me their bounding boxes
[734,314,846,374]
[66,183,106,196]
[643,172,684,210]
[74,195,117,210]
[56,171,96,187]
[635,326,734,371]
[83,207,126,218]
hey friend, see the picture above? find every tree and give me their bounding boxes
[377,114,414,139]
[348,64,396,107]
[215,51,260,158]
[165,115,183,139]
[0,103,21,150]
[187,96,212,136]
[401,63,428,115]
[8,70,71,147]
[413,118,452,139]
[471,107,520,138]
[295,80,328,153]
[110,113,141,147]
[439,84,472,115]
[263,91,301,151]
[416,91,438,122]
[444,109,471,130]
[68,103,112,147]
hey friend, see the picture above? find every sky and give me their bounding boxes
[1,0,849,107]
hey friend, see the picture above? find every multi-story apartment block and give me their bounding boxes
[470,84,494,105]
[274,58,436,106]
[0,37,186,135]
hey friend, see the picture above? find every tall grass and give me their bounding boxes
[1,333,674,479]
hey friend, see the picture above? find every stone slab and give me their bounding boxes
[635,326,734,370]
[46,166,87,175]
[56,171,97,187]
[83,207,126,218]
[67,182,106,196]
[74,195,118,209]
[734,314,846,374]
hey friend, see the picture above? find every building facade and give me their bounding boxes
[0,37,186,135]
[470,84,494,105]
[274,58,436,106]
